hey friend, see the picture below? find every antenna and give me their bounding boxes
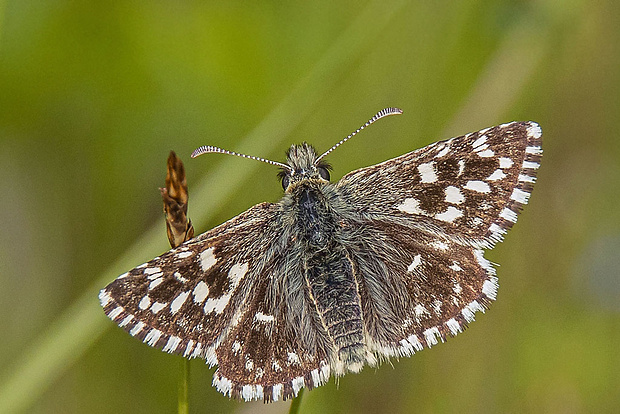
[191,145,292,171]
[314,107,403,165]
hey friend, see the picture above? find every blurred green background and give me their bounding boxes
[1,0,619,413]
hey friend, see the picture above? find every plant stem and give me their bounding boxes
[178,358,189,414]
[288,388,304,414]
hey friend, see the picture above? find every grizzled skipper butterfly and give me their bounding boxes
[100,108,542,402]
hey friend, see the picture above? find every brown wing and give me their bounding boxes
[337,121,542,248]
[100,202,284,365]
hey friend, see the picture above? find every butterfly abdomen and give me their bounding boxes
[304,248,366,374]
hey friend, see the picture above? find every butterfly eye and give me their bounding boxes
[281,175,290,190]
[318,167,330,181]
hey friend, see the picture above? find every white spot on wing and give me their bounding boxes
[423,327,441,346]
[499,157,513,169]
[228,262,249,286]
[525,146,542,155]
[414,304,428,319]
[407,334,423,351]
[522,161,540,170]
[241,385,253,401]
[205,346,218,366]
[162,336,182,353]
[431,240,449,251]
[151,302,166,314]
[472,135,487,148]
[99,290,112,307]
[108,306,123,320]
[487,169,506,181]
[254,312,275,323]
[272,383,283,402]
[130,321,145,336]
[311,369,321,387]
[526,122,542,139]
[474,249,496,275]
[287,352,301,365]
[449,262,462,272]
[199,247,217,271]
[445,186,464,204]
[148,277,163,290]
[418,162,438,183]
[138,295,151,310]
[482,277,499,300]
[477,149,495,157]
[145,329,162,346]
[397,198,423,215]
[144,267,162,275]
[464,180,491,193]
[462,300,485,323]
[446,318,461,335]
[488,223,507,243]
[435,146,450,158]
[193,281,210,303]
[511,188,531,204]
[119,315,134,327]
[499,207,518,223]
[170,291,190,314]
[214,374,232,397]
[518,174,536,183]
[183,340,195,358]
[407,254,422,272]
[146,272,163,280]
[435,206,463,223]
[292,376,305,396]
[174,271,188,283]
[176,251,193,259]
[204,294,231,315]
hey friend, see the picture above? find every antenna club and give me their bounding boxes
[191,144,292,170]
[314,107,403,164]
[191,146,212,158]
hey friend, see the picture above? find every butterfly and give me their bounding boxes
[100,108,542,402]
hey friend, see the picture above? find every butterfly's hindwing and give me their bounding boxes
[349,219,497,356]
[209,237,335,402]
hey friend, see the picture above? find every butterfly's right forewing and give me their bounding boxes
[100,202,282,364]
[337,121,542,248]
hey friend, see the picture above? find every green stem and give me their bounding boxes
[288,388,304,414]
[178,358,189,414]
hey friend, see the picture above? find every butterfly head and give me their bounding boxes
[278,143,331,191]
